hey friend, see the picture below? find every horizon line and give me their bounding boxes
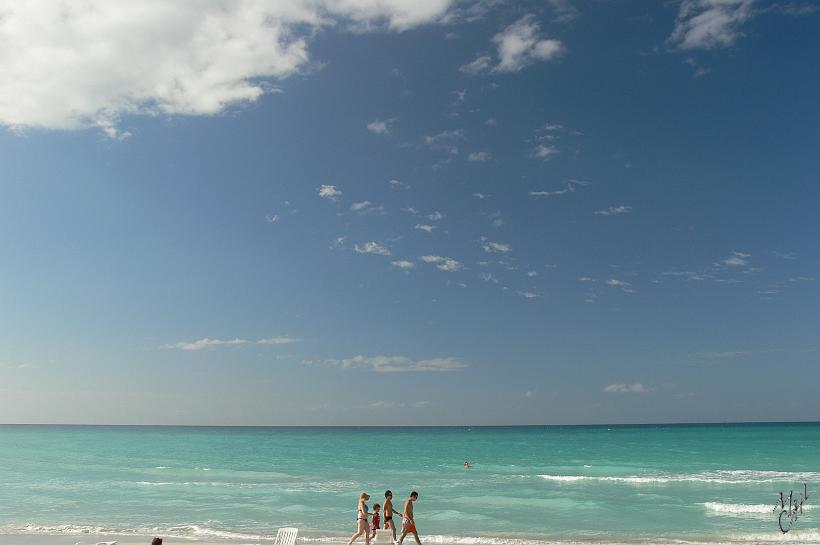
[0,419,818,428]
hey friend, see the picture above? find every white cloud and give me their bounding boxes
[350,200,384,214]
[547,0,580,23]
[330,236,347,250]
[473,192,491,199]
[0,1,456,135]
[367,118,394,134]
[468,151,491,162]
[165,335,299,350]
[461,15,564,75]
[421,255,463,271]
[723,251,750,267]
[530,179,589,197]
[530,144,559,160]
[424,129,464,154]
[391,260,415,269]
[164,338,249,351]
[265,214,280,223]
[603,383,651,394]
[427,211,445,221]
[482,241,511,253]
[257,336,301,345]
[415,224,435,233]
[606,279,631,287]
[595,205,632,216]
[527,271,538,277]
[493,15,564,72]
[318,185,342,201]
[354,241,391,256]
[389,179,410,190]
[333,355,467,373]
[459,55,493,75]
[669,0,754,50]
[517,291,539,299]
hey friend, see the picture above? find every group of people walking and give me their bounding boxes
[348,490,421,545]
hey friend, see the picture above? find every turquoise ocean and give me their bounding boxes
[0,423,818,544]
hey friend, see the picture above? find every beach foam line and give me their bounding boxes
[7,524,820,545]
[539,470,820,485]
[1,523,276,542]
[703,501,815,517]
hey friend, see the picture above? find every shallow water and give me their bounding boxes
[0,423,817,543]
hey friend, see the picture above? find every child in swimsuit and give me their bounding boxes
[370,503,381,538]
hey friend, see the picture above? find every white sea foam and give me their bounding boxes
[703,501,814,518]
[7,525,820,545]
[539,470,820,485]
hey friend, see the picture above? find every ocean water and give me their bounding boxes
[0,423,818,544]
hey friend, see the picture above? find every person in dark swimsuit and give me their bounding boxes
[383,489,402,542]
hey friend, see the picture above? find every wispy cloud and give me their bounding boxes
[547,0,580,23]
[257,337,301,345]
[482,240,511,254]
[318,185,342,201]
[595,205,632,216]
[354,241,390,256]
[461,15,564,75]
[415,224,435,233]
[723,251,750,267]
[388,179,410,190]
[164,336,300,351]
[424,129,464,154]
[517,290,540,299]
[473,192,491,199]
[391,260,415,269]
[366,118,395,134]
[350,200,385,215]
[468,151,491,162]
[669,0,754,50]
[265,214,280,223]
[530,179,589,197]
[603,383,651,393]
[605,279,630,287]
[325,355,467,373]
[427,211,445,221]
[530,143,559,160]
[421,255,463,272]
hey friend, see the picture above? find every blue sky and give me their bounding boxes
[0,0,818,425]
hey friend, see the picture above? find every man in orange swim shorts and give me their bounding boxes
[398,491,421,545]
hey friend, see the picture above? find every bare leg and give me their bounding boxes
[348,521,368,545]
[410,530,421,545]
[387,520,396,542]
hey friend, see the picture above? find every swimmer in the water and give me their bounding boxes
[463,459,472,469]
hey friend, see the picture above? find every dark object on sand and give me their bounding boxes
[151,539,163,545]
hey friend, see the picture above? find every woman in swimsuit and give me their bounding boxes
[347,492,373,545]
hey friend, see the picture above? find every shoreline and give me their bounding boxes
[2,528,819,545]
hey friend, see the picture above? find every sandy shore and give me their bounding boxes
[0,536,257,545]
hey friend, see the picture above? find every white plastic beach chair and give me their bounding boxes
[373,529,393,544]
[274,527,299,545]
